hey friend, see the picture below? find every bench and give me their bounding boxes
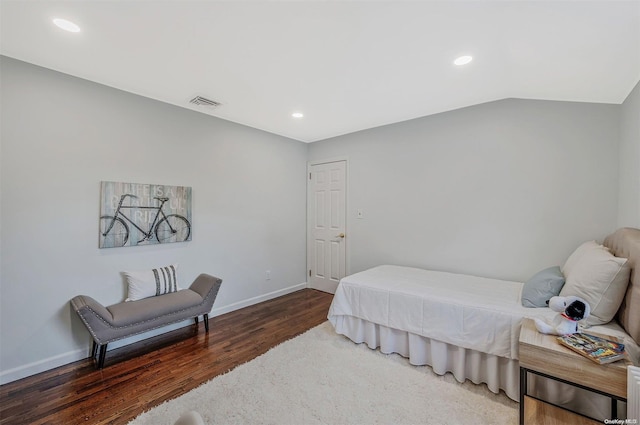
[71,273,222,368]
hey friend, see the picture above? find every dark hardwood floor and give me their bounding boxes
[0,289,334,425]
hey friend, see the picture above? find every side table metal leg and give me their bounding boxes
[611,399,617,419]
[520,367,527,425]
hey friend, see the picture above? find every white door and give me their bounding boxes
[308,160,347,293]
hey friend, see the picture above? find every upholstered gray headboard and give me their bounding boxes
[604,227,640,343]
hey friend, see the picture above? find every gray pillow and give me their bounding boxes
[521,266,566,308]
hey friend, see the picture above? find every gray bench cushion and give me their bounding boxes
[107,289,203,326]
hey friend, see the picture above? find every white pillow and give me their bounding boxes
[559,242,630,326]
[124,264,180,302]
[561,241,603,276]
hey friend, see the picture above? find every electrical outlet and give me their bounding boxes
[356,209,364,219]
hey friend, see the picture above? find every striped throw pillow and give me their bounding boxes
[124,264,180,301]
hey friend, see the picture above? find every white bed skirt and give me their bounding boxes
[332,315,620,420]
[332,315,521,400]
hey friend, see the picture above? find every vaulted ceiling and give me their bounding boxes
[1,1,639,142]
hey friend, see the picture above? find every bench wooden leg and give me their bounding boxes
[97,344,107,369]
[194,316,199,326]
[204,314,209,332]
[91,340,98,359]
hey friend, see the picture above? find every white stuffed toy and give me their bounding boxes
[534,295,591,335]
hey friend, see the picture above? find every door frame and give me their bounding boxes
[306,157,349,292]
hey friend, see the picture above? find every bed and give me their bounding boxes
[328,227,639,418]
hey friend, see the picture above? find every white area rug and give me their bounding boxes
[129,322,517,425]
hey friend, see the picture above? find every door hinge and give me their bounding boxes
[309,172,312,180]
[309,269,312,277]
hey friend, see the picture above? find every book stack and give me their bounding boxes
[557,333,626,365]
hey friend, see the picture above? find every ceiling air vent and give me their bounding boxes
[189,96,221,108]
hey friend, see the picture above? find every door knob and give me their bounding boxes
[337,233,345,238]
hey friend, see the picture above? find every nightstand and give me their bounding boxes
[518,318,630,424]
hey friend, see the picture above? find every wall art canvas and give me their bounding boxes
[99,181,192,249]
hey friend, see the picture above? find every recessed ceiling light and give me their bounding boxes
[292,112,304,118]
[454,55,473,66]
[53,18,81,33]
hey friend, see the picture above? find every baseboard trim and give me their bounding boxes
[0,348,87,385]
[210,282,308,316]
[0,282,309,385]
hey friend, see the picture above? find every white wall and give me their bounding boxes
[0,57,308,383]
[618,80,640,228]
[308,98,622,282]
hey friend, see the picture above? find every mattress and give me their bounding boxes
[328,265,557,359]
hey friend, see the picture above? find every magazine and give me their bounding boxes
[557,333,626,365]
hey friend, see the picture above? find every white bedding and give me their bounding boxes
[328,264,639,418]
[328,265,558,359]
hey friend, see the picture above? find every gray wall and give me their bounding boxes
[619,80,640,228]
[308,99,622,281]
[1,55,636,384]
[0,57,308,382]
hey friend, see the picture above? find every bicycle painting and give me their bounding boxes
[99,181,192,248]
